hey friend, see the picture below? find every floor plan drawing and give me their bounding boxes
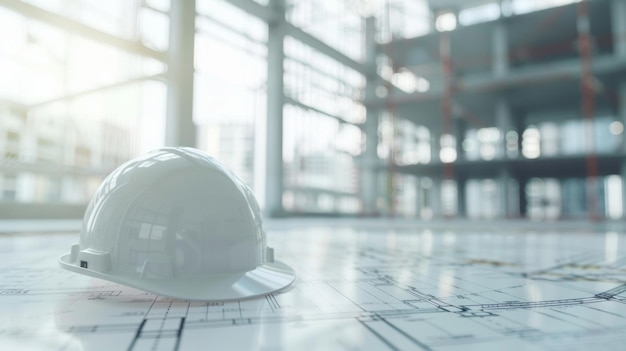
[2,222,626,350]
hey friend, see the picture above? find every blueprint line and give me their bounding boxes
[357,318,400,351]
[174,317,185,351]
[3,228,626,350]
[127,319,147,351]
[596,283,626,299]
[376,315,434,351]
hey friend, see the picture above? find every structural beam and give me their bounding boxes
[365,55,626,108]
[498,167,513,218]
[495,99,511,159]
[612,0,626,57]
[224,0,278,23]
[439,30,455,187]
[0,203,86,219]
[495,99,516,217]
[361,17,379,216]
[385,154,626,178]
[430,177,442,218]
[0,0,166,62]
[456,175,466,217]
[622,160,626,220]
[264,0,286,217]
[454,118,467,217]
[577,0,600,220]
[223,0,365,74]
[284,22,365,75]
[619,83,626,218]
[0,161,111,177]
[492,21,509,77]
[608,0,625,218]
[284,97,358,127]
[165,0,196,147]
[30,73,165,109]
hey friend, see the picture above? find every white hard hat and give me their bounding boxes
[59,147,294,301]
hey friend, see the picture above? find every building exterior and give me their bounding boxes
[365,0,626,219]
[0,0,624,220]
[0,107,136,208]
[199,121,255,187]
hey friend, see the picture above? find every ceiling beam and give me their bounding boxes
[0,0,167,62]
[284,22,366,74]
[28,73,165,109]
[223,0,366,74]
[224,0,278,22]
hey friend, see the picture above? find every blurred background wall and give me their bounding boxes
[0,0,624,220]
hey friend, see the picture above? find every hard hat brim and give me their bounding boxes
[59,253,295,301]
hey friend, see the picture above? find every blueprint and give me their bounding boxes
[2,221,626,350]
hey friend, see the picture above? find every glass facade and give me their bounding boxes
[0,0,167,210]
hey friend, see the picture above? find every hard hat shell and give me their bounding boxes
[59,147,294,301]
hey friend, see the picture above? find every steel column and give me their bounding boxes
[264,0,286,217]
[165,0,196,147]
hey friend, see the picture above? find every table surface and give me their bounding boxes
[2,219,626,351]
